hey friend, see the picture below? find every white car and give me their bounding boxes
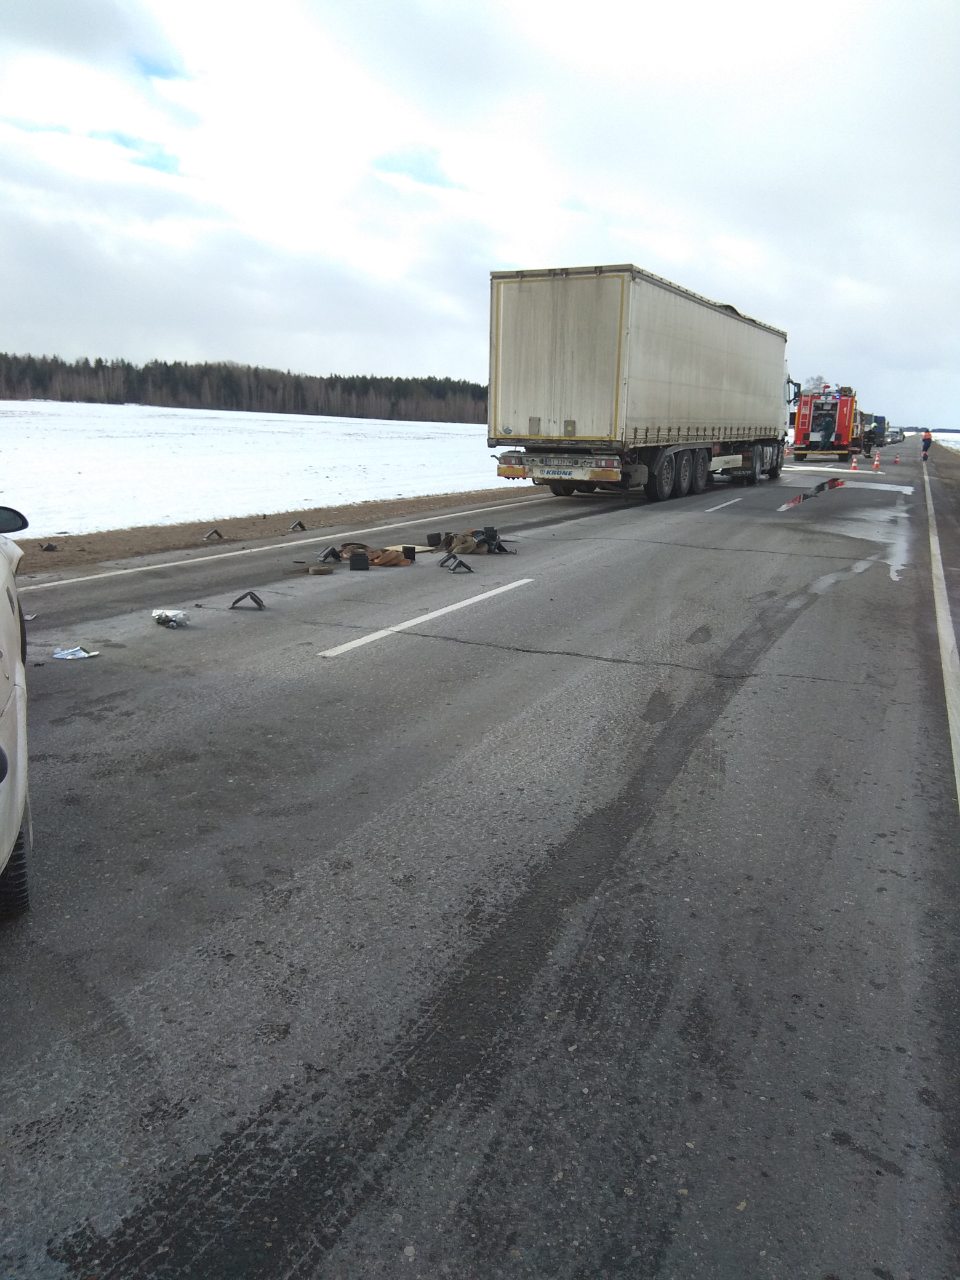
[0,506,30,917]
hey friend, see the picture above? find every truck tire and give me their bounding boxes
[767,443,784,479]
[548,482,576,497]
[645,453,676,502]
[745,446,763,486]
[794,451,807,462]
[672,450,693,498]
[574,482,597,494]
[0,826,29,918]
[691,449,710,493]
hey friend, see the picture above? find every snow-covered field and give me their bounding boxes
[1,399,955,539]
[0,400,517,538]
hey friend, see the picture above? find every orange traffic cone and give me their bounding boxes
[894,454,900,464]
[872,453,881,471]
[850,455,858,470]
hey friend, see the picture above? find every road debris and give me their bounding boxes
[230,591,265,609]
[203,528,224,540]
[40,543,57,552]
[289,519,306,532]
[438,552,474,573]
[778,477,845,511]
[152,609,188,628]
[426,527,517,555]
[52,646,99,659]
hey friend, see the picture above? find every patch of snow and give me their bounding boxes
[0,400,518,537]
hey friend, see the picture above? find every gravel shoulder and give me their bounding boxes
[15,485,542,575]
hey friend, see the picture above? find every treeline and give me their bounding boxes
[0,354,488,424]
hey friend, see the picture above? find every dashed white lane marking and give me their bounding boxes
[318,578,535,658]
[703,498,743,513]
[922,467,960,814]
[19,497,554,593]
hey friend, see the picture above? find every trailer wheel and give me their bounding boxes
[645,453,676,502]
[691,449,710,494]
[767,443,784,480]
[672,450,693,498]
[574,482,597,494]
[548,482,576,497]
[745,446,763,486]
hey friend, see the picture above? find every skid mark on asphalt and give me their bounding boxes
[50,583,833,1280]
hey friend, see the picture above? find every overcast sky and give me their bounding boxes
[1,0,957,427]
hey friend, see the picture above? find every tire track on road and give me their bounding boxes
[50,584,825,1280]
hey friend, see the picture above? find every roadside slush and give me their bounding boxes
[15,484,542,575]
[926,443,960,620]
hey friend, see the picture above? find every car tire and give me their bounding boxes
[0,825,29,918]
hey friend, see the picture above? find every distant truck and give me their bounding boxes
[488,264,797,501]
[793,385,882,461]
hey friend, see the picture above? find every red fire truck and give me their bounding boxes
[793,385,873,462]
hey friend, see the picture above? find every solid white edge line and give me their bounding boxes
[922,466,960,814]
[703,498,742,513]
[19,496,554,592]
[318,578,534,658]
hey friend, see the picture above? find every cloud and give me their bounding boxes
[90,131,180,173]
[2,0,182,74]
[0,0,957,426]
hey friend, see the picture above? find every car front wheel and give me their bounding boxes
[0,825,29,918]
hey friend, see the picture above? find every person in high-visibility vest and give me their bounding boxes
[921,429,933,460]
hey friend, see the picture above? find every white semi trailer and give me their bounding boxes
[488,264,795,501]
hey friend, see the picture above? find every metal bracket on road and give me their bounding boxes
[438,552,474,572]
[230,591,266,609]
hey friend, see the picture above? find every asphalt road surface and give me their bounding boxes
[3,451,959,1279]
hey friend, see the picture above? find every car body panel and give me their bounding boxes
[0,527,27,879]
